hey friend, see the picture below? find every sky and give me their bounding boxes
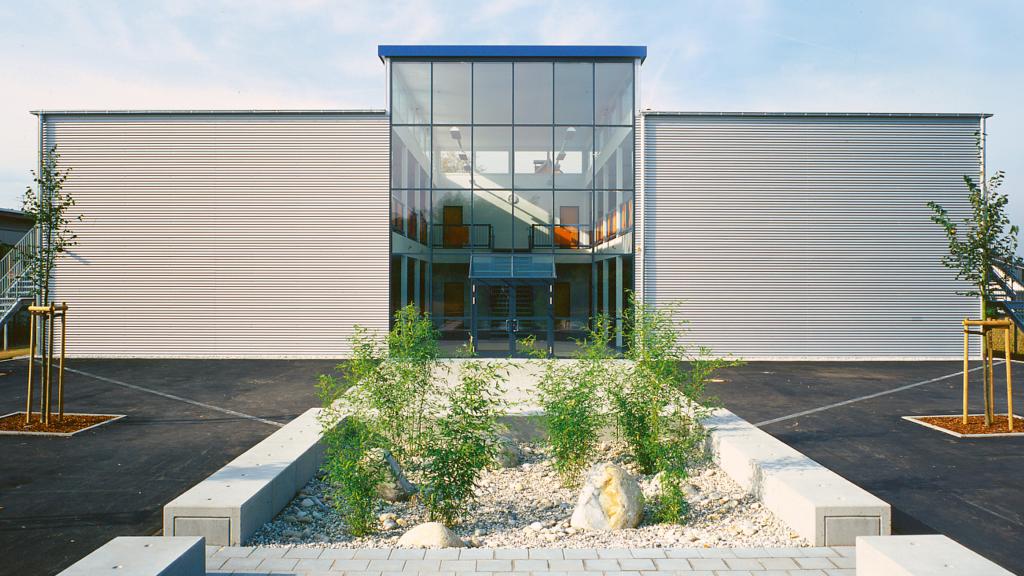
[1,0,1022,223]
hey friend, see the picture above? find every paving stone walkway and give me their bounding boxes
[206,546,856,575]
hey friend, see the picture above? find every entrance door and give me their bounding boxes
[472,282,553,357]
[473,284,515,356]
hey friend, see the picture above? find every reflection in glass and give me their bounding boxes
[473,126,512,189]
[433,126,471,188]
[391,125,431,188]
[392,62,430,124]
[595,62,634,125]
[514,62,553,124]
[433,62,471,124]
[554,126,593,190]
[594,126,634,190]
[553,262,592,341]
[431,259,471,348]
[554,190,593,249]
[389,54,637,356]
[555,62,593,124]
[514,190,552,251]
[432,189,475,249]
[474,189,513,251]
[473,62,512,124]
[594,189,634,252]
[514,126,553,189]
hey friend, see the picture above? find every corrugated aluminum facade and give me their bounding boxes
[641,113,981,358]
[43,112,389,358]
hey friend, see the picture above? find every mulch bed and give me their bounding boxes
[918,414,1024,435]
[0,412,118,434]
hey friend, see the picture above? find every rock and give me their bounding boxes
[397,522,466,548]
[376,451,418,502]
[382,519,399,530]
[496,435,523,468]
[300,498,314,508]
[570,462,645,530]
[379,513,397,522]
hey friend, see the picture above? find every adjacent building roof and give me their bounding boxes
[642,111,992,118]
[378,45,647,62]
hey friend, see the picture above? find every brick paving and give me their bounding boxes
[205,546,856,575]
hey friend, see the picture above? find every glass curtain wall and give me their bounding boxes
[389,57,636,355]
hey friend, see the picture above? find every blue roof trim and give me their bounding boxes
[378,45,646,62]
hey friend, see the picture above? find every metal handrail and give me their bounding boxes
[0,226,36,301]
[529,223,593,249]
[431,224,493,249]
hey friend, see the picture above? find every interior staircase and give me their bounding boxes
[0,227,37,328]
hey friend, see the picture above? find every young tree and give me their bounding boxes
[23,145,80,306]
[928,141,1021,425]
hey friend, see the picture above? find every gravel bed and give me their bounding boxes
[249,442,808,549]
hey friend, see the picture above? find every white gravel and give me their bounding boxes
[249,441,808,549]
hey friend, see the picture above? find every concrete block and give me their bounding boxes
[706,408,890,546]
[173,517,230,547]
[856,535,1013,575]
[58,536,204,576]
[163,408,326,545]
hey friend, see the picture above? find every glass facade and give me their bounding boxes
[389,57,636,356]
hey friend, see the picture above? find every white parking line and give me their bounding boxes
[64,366,284,428]
[755,362,1000,427]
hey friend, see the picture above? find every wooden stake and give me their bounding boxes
[1006,325,1014,432]
[25,314,35,425]
[58,304,66,420]
[983,330,991,424]
[963,321,970,425]
[44,305,54,425]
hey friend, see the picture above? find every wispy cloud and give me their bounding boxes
[0,0,1021,226]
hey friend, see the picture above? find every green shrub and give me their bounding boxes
[421,361,507,526]
[319,417,385,536]
[335,305,440,462]
[611,296,739,477]
[317,305,441,535]
[651,470,691,524]
[538,315,615,487]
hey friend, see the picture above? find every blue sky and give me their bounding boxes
[1,0,1022,222]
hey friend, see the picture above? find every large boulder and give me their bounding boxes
[570,462,645,530]
[397,522,466,548]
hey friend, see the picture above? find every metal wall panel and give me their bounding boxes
[642,113,980,358]
[43,112,389,358]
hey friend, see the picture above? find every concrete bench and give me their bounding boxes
[163,408,325,546]
[706,408,890,546]
[857,535,1013,575]
[58,536,204,576]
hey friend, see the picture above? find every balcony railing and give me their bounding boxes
[529,224,593,250]
[431,224,493,249]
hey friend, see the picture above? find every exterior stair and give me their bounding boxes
[0,227,37,328]
[989,259,1024,330]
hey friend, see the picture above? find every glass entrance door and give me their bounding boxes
[471,281,553,357]
[472,284,517,357]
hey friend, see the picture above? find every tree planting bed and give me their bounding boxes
[0,411,123,436]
